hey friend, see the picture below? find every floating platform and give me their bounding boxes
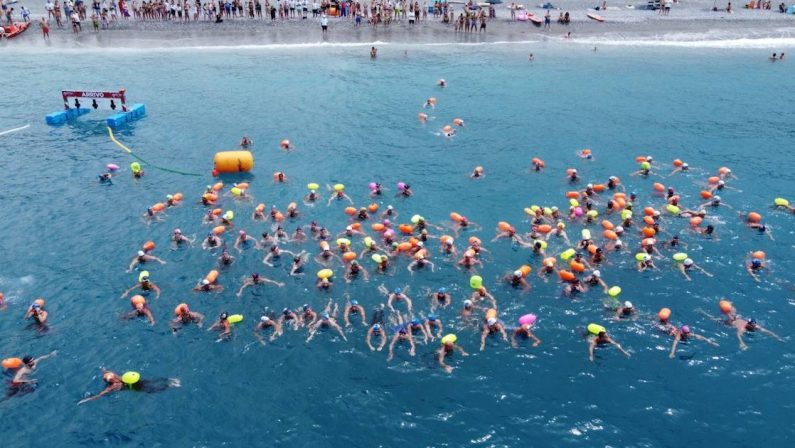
[45,108,91,125]
[106,104,146,128]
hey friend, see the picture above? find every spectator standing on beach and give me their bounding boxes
[544,10,550,29]
[40,17,50,38]
[510,2,515,20]
[320,12,327,32]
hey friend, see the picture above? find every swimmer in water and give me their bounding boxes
[263,244,299,267]
[217,248,235,267]
[77,368,180,404]
[460,299,477,320]
[387,314,416,361]
[438,334,469,373]
[503,270,531,291]
[306,300,347,342]
[171,228,195,248]
[234,230,259,253]
[366,306,388,351]
[345,260,370,283]
[141,207,162,225]
[289,251,310,276]
[326,186,354,206]
[121,273,161,300]
[480,315,509,351]
[470,166,484,178]
[122,296,156,326]
[637,253,657,272]
[426,313,444,339]
[126,250,166,272]
[192,278,224,293]
[583,270,609,294]
[254,313,283,345]
[512,323,541,348]
[668,162,690,176]
[407,253,435,273]
[588,329,631,362]
[208,312,233,340]
[343,299,367,327]
[24,299,48,327]
[746,257,766,282]
[202,233,224,251]
[471,287,497,309]
[396,183,413,197]
[279,307,301,330]
[678,258,713,281]
[385,287,414,314]
[699,307,784,350]
[236,272,285,297]
[5,351,58,399]
[170,303,205,335]
[614,301,637,320]
[370,46,377,58]
[240,136,252,148]
[98,172,113,184]
[699,195,732,210]
[431,287,452,310]
[668,325,718,358]
[744,218,774,241]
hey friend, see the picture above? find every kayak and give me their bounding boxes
[3,22,30,39]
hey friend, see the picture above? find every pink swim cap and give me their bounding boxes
[383,219,391,227]
[369,182,377,191]
[397,182,406,191]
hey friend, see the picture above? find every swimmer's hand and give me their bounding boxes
[444,366,453,374]
[169,378,181,387]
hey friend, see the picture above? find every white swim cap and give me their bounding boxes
[346,226,353,231]
[202,279,210,285]
[137,250,145,256]
[487,318,497,325]
[513,270,522,277]
[587,183,593,188]
[684,258,694,266]
[615,226,624,233]
[593,270,601,277]
[615,239,623,246]
[624,301,633,308]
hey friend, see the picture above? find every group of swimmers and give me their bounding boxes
[4,132,792,403]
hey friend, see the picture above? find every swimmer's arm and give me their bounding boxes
[34,351,58,363]
[528,331,541,347]
[254,328,267,346]
[386,296,395,312]
[145,309,156,326]
[612,341,631,357]
[408,334,416,356]
[588,339,597,362]
[679,265,691,281]
[344,308,351,327]
[757,326,784,341]
[511,330,519,348]
[747,267,760,281]
[480,327,489,351]
[405,297,413,314]
[737,327,748,350]
[669,334,681,358]
[692,334,719,347]
[387,337,398,361]
[262,253,274,266]
[437,348,449,370]
[428,261,436,272]
[150,256,167,265]
[406,261,416,273]
[696,265,713,277]
[454,345,468,356]
[264,278,285,287]
[152,284,161,299]
[361,267,370,281]
[500,326,509,342]
[120,284,137,298]
[366,330,374,350]
[126,258,138,272]
[77,386,116,405]
[598,279,609,294]
[378,332,387,351]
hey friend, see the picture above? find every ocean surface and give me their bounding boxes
[1,43,794,447]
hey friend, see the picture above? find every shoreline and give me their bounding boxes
[3,1,795,50]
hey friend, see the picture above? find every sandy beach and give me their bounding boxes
[3,0,795,49]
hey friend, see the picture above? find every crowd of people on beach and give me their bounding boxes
[3,79,792,403]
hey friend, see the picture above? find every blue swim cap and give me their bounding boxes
[394,287,402,294]
[303,304,310,311]
[752,259,762,266]
[322,312,330,320]
[411,318,420,325]
[428,314,437,321]
[351,300,359,305]
[373,324,381,331]
[438,287,447,293]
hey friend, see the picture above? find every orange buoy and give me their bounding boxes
[468,236,481,246]
[152,203,166,212]
[653,183,665,192]
[559,270,576,282]
[752,251,766,260]
[642,227,656,238]
[643,216,655,226]
[453,118,464,126]
[450,212,463,223]
[212,225,226,235]
[418,112,428,122]
[497,221,513,232]
[397,242,412,252]
[206,270,219,283]
[519,265,532,277]
[566,191,580,199]
[673,159,683,167]
[371,223,385,232]
[690,217,703,227]
[719,300,733,314]
[601,220,614,230]
[280,139,290,149]
[570,261,586,273]
[708,176,720,185]
[351,222,361,230]
[747,212,762,223]
[344,207,356,216]
[2,358,23,369]
[593,184,606,192]
[367,203,379,213]
[700,191,713,200]
[343,251,357,262]
[173,193,184,201]
[635,156,647,164]
[212,182,224,192]
[543,257,557,266]
[536,224,552,234]
[142,241,155,252]
[603,230,617,240]
[399,224,414,235]
[131,295,146,307]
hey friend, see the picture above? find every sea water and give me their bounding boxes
[0,44,793,447]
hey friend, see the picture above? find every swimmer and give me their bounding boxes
[460,299,477,320]
[171,228,194,248]
[6,351,57,397]
[746,256,767,282]
[343,299,367,327]
[263,244,299,267]
[566,168,579,183]
[273,172,287,183]
[366,307,388,351]
[240,136,252,148]
[470,287,497,309]
[437,334,468,373]
[122,296,155,326]
[289,251,310,276]
[202,233,224,250]
[578,149,594,160]
[480,313,509,351]
[98,172,113,184]
[743,217,774,241]
[531,158,545,172]
[699,195,732,210]
[431,287,452,310]
[407,317,431,344]
[274,226,290,243]
[233,230,259,253]
[396,183,413,197]
[304,189,319,204]
[587,328,631,362]
[583,270,609,294]
[470,166,484,178]
[316,274,333,291]
[528,53,534,61]
[306,300,347,342]
[437,78,446,87]
[695,224,718,240]
[77,368,180,404]
[370,46,377,58]
[537,259,558,283]
[120,272,161,300]
[562,279,586,298]
[24,299,48,327]
[665,235,687,249]
[668,162,690,176]
[326,186,354,206]
[127,250,166,272]
[637,253,657,272]
[0,292,5,310]
[614,301,637,320]
[380,204,399,219]
[503,270,531,291]
[291,227,308,243]
[678,258,713,281]
[703,312,784,351]
[668,325,719,359]
[141,207,163,225]
[170,303,204,334]
[192,278,224,293]
[279,307,301,330]
[407,254,436,273]
[387,314,416,361]
[386,287,414,314]
[512,322,541,348]
[426,313,444,339]
[254,312,283,345]
[208,311,233,340]
[236,272,284,297]
[345,260,370,283]
[457,250,483,271]
[215,248,234,267]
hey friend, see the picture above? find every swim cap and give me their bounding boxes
[615,226,624,233]
[752,259,762,266]
[387,205,393,210]
[303,304,310,311]
[587,183,593,188]
[718,180,725,185]
[714,195,721,201]
[373,324,381,331]
[463,299,473,307]
[428,314,437,321]
[438,287,447,293]
[321,312,330,319]
[593,270,601,277]
[202,279,210,285]
[615,239,623,247]
[513,270,522,277]
[261,316,270,322]
[220,312,228,319]
[346,226,353,231]
[394,287,402,294]
[174,228,182,234]
[681,325,690,334]
[684,258,694,266]
[103,372,115,382]
[411,318,421,325]
[137,250,145,256]
[487,318,497,325]
[682,163,688,168]
[748,318,757,325]
[624,301,633,308]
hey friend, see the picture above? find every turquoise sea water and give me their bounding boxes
[1,44,794,446]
